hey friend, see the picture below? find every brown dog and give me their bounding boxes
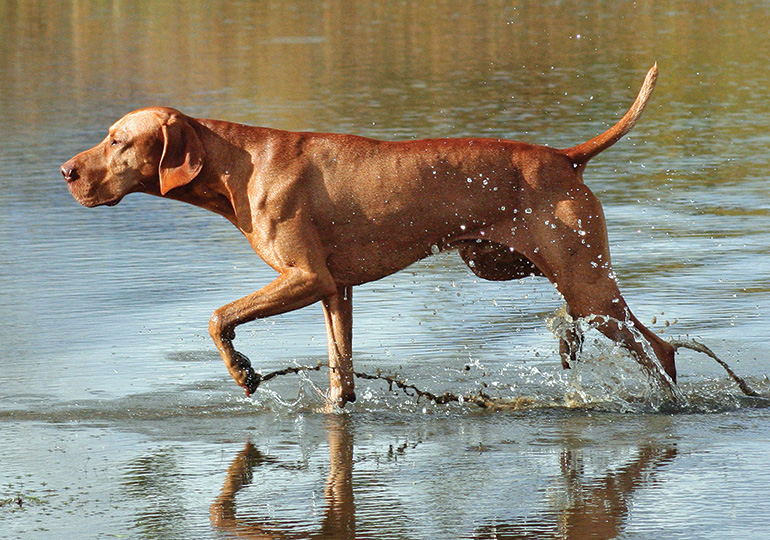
[61,65,676,405]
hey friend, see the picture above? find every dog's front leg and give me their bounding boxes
[322,286,355,406]
[209,268,337,396]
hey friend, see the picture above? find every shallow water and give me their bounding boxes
[2,1,770,538]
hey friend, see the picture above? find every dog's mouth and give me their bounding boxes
[66,180,122,208]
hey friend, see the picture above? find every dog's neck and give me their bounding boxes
[158,119,260,231]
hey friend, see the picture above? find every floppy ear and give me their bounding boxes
[159,115,205,195]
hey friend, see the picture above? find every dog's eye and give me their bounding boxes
[110,139,121,146]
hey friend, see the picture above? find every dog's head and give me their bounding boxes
[61,107,205,207]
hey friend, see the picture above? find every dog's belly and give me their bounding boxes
[321,196,517,285]
[325,242,434,285]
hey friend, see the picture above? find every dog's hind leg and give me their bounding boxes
[558,308,584,369]
[480,184,676,392]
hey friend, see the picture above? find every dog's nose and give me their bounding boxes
[61,162,79,182]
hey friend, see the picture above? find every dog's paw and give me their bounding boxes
[242,369,262,397]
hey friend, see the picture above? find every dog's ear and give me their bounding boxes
[159,115,205,195]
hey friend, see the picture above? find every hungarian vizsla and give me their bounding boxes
[61,65,676,405]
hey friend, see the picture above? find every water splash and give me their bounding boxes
[241,371,331,413]
[224,309,770,416]
[546,306,684,407]
[236,348,769,415]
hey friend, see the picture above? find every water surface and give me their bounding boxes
[2,1,770,538]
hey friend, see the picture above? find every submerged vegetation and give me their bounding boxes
[1,489,45,511]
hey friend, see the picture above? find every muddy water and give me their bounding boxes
[2,1,770,538]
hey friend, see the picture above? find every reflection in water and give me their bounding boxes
[476,445,677,540]
[210,415,355,539]
[123,448,188,538]
[211,417,676,540]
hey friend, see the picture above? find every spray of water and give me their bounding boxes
[244,309,767,414]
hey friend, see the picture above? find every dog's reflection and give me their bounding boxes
[475,444,678,540]
[210,415,354,539]
[211,417,675,540]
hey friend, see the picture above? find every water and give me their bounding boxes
[2,1,770,538]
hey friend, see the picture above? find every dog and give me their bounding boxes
[61,64,676,405]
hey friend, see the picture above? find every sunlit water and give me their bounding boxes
[2,1,770,538]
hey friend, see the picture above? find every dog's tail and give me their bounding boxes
[561,64,658,173]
